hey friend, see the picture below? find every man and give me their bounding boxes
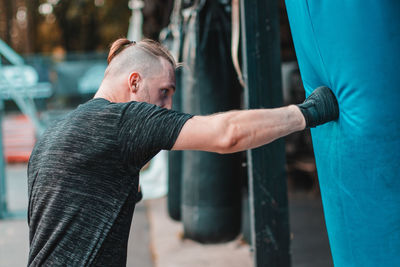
[27,38,338,266]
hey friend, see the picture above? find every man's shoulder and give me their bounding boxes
[80,98,157,115]
[38,99,126,144]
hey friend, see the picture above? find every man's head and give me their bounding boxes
[99,38,176,109]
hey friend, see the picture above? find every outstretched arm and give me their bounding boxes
[172,86,339,154]
[172,105,305,154]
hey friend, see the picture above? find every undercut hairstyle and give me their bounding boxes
[105,38,176,78]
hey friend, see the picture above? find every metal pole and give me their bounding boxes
[127,0,144,41]
[0,39,24,65]
[240,0,290,266]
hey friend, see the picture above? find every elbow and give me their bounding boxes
[215,123,240,154]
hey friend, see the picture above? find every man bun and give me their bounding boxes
[107,38,135,64]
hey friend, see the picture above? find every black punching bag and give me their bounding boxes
[160,1,185,221]
[181,0,242,243]
[167,67,184,221]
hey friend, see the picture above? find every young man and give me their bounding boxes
[27,38,338,266]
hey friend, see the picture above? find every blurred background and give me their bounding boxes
[0,0,332,266]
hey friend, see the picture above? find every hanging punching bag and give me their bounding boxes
[161,23,185,222]
[180,0,242,243]
[160,0,186,221]
[285,1,400,266]
[167,66,183,221]
[167,66,184,221]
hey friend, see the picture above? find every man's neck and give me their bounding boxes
[94,79,129,103]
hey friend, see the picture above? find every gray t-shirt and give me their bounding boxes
[27,98,192,266]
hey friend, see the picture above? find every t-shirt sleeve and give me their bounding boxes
[118,101,193,165]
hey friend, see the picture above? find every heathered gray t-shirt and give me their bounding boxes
[27,98,192,266]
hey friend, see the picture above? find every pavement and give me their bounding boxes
[289,193,333,267]
[0,163,333,267]
[0,164,29,267]
[146,198,253,267]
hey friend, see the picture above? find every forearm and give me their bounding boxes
[172,105,305,154]
[216,105,305,153]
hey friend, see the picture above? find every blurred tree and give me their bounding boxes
[26,0,40,52]
[1,0,175,53]
[0,0,37,54]
[142,0,173,40]
[50,0,131,52]
[0,0,12,44]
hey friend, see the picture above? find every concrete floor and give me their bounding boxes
[146,197,253,267]
[289,193,333,267]
[0,164,29,267]
[127,203,153,267]
[145,194,333,267]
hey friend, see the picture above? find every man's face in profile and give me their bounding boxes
[136,58,176,109]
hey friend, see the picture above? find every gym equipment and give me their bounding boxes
[160,0,184,221]
[180,0,242,243]
[285,1,400,265]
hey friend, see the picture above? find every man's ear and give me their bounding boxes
[128,72,141,93]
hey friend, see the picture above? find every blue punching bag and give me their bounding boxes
[285,1,400,266]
